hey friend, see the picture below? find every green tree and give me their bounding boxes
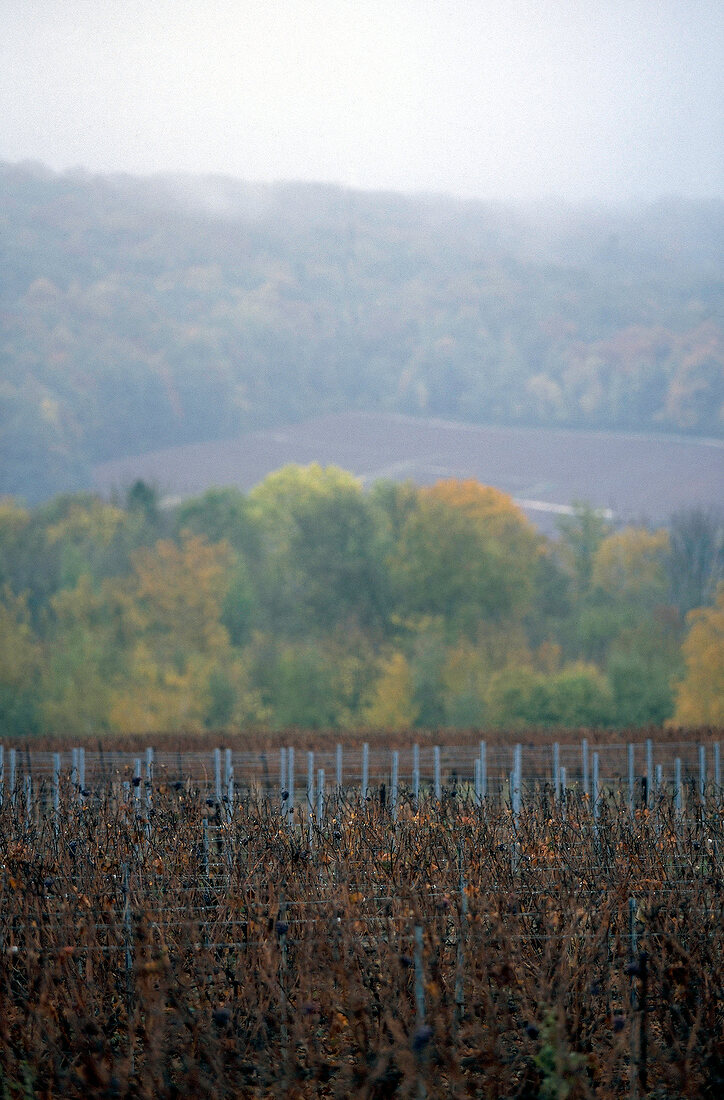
[0,588,42,736]
[40,575,117,734]
[260,642,341,729]
[485,662,613,729]
[409,622,448,728]
[0,499,31,590]
[126,480,161,525]
[668,507,723,616]
[607,650,674,727]
[277,646,339,729]
[173,486,261,559]
[391,480,540,638]
[485,666,550,728]
[546,664,614,727]
[556,502,612,597]
[44,494,127,589]
[440,640,489,727]
[250,464,389,636]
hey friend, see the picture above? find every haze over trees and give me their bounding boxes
[2,164,721,735]
[0,471,721,735]
[1,162,722,503]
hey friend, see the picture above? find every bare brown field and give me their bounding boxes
[92,412,724,534]
[19,725,722,755]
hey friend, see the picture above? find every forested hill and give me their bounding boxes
[2,160,723,503]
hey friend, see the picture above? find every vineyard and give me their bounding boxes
[1,735,722,1098]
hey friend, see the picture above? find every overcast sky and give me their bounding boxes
[2,0,722,202]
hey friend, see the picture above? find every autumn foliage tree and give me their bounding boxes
[107,534,253,732]
[0,467,720,734]
[390,480,541,637]
[672,583,724,726]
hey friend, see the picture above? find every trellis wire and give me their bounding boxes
[361,742,369,799]
[699,744,706,803]
[413,922,427,1099]
[144,747,152,812]
[628,743,635,817]
[133,758,141,816]
[214,747,222,804]
[225,747,234,818]
[413,743,420,805]
[414,924,425,1026]
[512,744,522,826]
[7,783,708,1100]
[201,817,209,878]
[7,923,655,957]
[12,892,717,942]
[316,769,324,826]
[553,741,560,802]
[52,752,61,822]
[646,739,653,809]
[433,746,441,801]
[10,747,17,811]
[2,739,722,819]
[390,751,399,821]
[307,751,315,813]
[288,746,295,826]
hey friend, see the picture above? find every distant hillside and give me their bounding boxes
[2,161,723,502]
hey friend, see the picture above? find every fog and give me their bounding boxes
[2,0,722,202]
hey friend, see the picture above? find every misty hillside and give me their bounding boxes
[1,161,723,502]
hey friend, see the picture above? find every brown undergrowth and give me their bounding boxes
[20,725,723,754]
[0,780,722,1097]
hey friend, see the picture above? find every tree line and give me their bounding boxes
[0,468,721,735]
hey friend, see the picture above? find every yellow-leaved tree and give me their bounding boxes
[671,584,724,726]
[109,534,262,732]
[363,651,417,729]
[591,526,670,605]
